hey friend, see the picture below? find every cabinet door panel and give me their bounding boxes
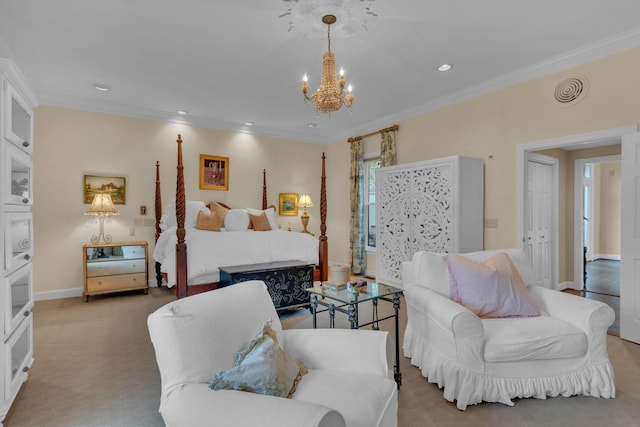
[4,264,33,337]
[3,143,32,206]
[4,212,33,274]
[4,81,33,154]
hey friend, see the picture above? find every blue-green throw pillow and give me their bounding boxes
[209,320,307,398]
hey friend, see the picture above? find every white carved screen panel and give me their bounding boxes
[376,156,484,287]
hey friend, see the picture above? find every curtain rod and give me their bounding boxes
[347,124,399,143]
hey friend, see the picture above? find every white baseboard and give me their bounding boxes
[594,253,621,261]
[34,281,157,301]
[35,287,83,301]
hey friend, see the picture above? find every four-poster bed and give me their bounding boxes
[154,134,329,299]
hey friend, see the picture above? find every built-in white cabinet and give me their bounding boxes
[3,80,33,155]
[0,58,36,426]
[375,156,484,287]
[3,211,33,274]
[3,142,32,206]
[4,265,33,338]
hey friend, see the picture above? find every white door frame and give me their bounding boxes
[525,153,558,289]
[516,125,637,289]
[573,155,621,290]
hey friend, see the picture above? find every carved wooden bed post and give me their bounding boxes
[262,169,268,210]
[154,161,163,286]
[175,134,188,298]
[319,152,328,281]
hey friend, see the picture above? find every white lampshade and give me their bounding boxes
[298,194,313,208]
[85,193,120,217]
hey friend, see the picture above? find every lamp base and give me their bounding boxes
[90,216,113,243]
[300,212,314,236]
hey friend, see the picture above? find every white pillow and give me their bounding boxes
[160,200,210,230]
[246,207,278,230]
[224,209,250,231]
[413,251,450,296]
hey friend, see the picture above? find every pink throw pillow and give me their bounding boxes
[444,252,540,318]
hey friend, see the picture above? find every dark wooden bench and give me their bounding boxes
[219,260,314,311]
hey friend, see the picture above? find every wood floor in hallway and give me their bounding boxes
[566,259,620,336]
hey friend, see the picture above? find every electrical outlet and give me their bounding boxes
[484,218,498,228]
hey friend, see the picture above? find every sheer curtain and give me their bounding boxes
[348,127,398,274]
[349,139,365,274]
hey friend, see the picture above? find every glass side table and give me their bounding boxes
[306,282,403,388]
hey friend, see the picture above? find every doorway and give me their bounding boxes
[575,158,621,335]
[516,125,638,343]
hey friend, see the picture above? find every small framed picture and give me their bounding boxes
[279,193,299,216]
[83,174,126,204]
[200,154,229,191]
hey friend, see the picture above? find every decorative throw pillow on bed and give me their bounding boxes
[249,212,271,231]
[195,211,220,231]
[210,202,229,229]
[246,207,278,230]
[209,320,307,398]
[444,252,541,319]
[224,209,250,231]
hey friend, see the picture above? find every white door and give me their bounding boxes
[620,132,640,343]
[525,159,553,288]
[582,165,594,263]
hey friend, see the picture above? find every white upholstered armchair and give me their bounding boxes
[148,280,398,427]
[402,248,615,410]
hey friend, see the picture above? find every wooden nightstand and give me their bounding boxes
[82,241,149,302]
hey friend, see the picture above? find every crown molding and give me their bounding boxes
[35,27,640,146]
[328,27,640,144]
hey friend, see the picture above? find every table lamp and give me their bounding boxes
[298,194,313,234]
[85,193,120,243]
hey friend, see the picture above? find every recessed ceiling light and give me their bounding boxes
[307,123,317,128]
[176,110,188,115]
[437,64,453,72]
[94,84,110,91]
[244,122,254,126]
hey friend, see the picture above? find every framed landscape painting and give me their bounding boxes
[83,174,126,204]
[200,154,229,190]
[279,193,298,216]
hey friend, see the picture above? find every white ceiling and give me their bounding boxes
[1,0,640,144]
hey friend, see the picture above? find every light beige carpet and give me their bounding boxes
[4,286,640,427]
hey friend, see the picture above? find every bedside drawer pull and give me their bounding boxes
[22,197,29,204]
[22,141,30,148]
[24,254,31,260]
[23,366,29,373]
[23,310,30,317]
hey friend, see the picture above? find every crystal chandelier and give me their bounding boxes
[301,15,354,114]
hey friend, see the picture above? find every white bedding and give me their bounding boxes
[153,227,320,287]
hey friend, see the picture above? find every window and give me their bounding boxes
[364,157,381,250]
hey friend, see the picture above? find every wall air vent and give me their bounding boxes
[554,76,588,106]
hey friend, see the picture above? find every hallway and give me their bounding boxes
[584,259,620,336]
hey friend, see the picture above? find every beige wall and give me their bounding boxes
[597,161,622,257]
[327,46,640,281]
[33,107,325,294]
[33,45,640,295]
